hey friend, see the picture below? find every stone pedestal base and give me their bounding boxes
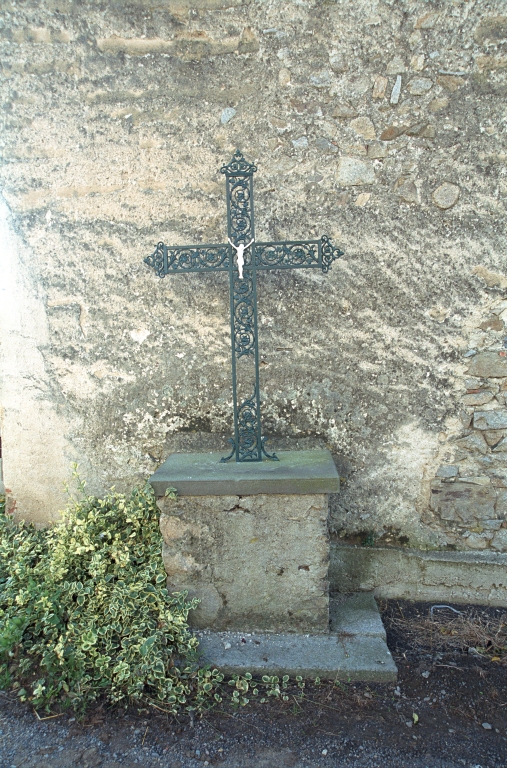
[196,593,397,682]
[151,449,340,634]
[149,450,397,680]
[157,492,330,633]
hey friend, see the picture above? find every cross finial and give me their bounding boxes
[220,149,257,177]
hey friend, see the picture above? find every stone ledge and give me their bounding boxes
[149,450,340,496]
[331,544,507,606]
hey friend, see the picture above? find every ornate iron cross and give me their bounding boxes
[144,150,343,463]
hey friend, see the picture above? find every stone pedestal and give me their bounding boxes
[152,450,338,633]
[149,450,397,680]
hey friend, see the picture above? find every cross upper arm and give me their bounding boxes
[144,242,230,277]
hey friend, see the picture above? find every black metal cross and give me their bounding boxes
[144,150,343,463]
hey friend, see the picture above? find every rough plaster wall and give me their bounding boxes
[0,0,506,548]
[0,197,81,522]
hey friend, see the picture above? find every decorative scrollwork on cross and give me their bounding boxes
[145,242,166,278]
[233,274,255,357]
[229,177,253,244]
[221,149,258,177]
[255,241,319,269]
[237,385,260,461]
[144,243,229,277]
[321,235,344,274]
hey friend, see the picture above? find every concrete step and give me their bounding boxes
[196,592,397,682]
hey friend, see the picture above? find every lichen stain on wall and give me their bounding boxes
[1,1,507,551]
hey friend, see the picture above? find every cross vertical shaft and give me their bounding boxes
[222,152,265,462]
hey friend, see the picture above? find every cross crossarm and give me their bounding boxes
[144,241,230,277]
[254,235,343,273]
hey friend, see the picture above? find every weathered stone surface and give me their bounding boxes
[394,178,419,205]
[472,266,507,290]
[432,183,460,209]
[386,56,405,75]
[484,429,507,447]
[407,77,433,96]
[372,75,388,99]
[198,593,397,680]
[329,592,386,638]
[420,125,436,139]
[430,97,449,112]
[329,54,348,73]
[474,410,507,430]
[430,481,496,523]
[380,125,405,141]
[292,136,308,149]
[410,54,425,71]
[405,122,429,137]
[354,192,370,207]
[414,12,439,29]
[390,75,402,104]
[455,433,489,455]
[198,626,397,681]
[496,491,507,515]
[367,141,388,159]
[474,15,507,45]
[96,28,258,60]
[350,116,376,140]
[492,473,507,489]
[437,75,465,92]
[464,533,490,550]
[462,391,494,406]
[158,493,330,632]
[460,476,490,485]
[479,315,504,331]
[436,465,459,478]
[332,102,358,119]
[466,352,507,378]
[315,137,337,153]
[491,529,507,551]
[331,544,507,602]
[336,157,375,186]
[476,55,507,70]
[310,69,332,88]
[220,107,236,124]
[278,67,291,86]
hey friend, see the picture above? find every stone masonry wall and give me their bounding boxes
[427,295,507,552]
[1,1,507,552]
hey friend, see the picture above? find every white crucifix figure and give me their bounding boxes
[228,238,254,280]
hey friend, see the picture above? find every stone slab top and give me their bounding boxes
[149,449,340,497]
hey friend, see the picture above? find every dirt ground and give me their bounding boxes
[1,600,506,768]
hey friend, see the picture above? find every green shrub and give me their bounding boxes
[0,480,214,712]
[0,486,307,715]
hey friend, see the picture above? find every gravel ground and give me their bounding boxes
[1,601,506,768]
